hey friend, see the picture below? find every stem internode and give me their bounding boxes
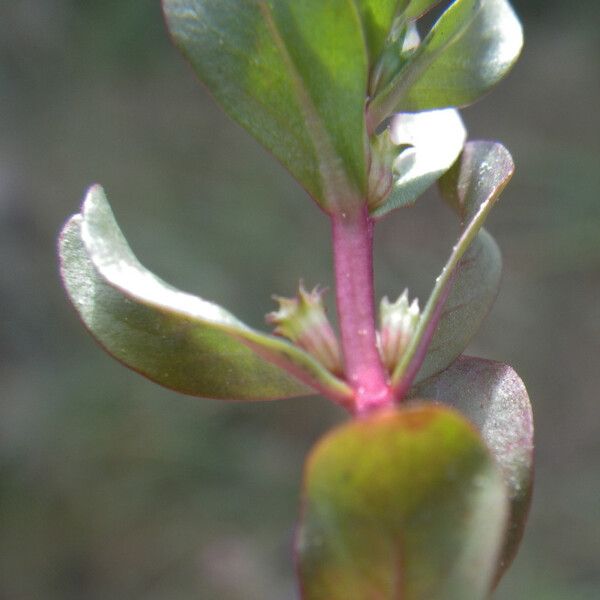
[331,206,394,414]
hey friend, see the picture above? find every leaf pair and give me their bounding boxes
[58,141,533,600]
[295,141,532,599]
[163,0,522,211]
[58,140,509,407]
[59,4,530,598]
[297,358,533,599]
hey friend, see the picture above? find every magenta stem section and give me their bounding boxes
[331,206,393,414]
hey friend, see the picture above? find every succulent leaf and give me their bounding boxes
[368,0,523,127]
[410,356,534,583]
[59,186,354,404]
[163,0,370,213]
[297,404,508,599]
[392,141,514,392]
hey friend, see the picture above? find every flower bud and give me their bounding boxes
[367,128,397,209]
[266,284,343,376]
[378,290,420,372]
[368,126,415,211]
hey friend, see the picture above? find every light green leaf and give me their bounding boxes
[368,19,420,102]
[163,0,369,212]
[297,404,508,599]
[405,0,442,19]
[355,1,405,63]
[392,141,514,392]
[371,108,466,217]
[59,185,354,403]
[368,0,523,126]
[411,357,534,584]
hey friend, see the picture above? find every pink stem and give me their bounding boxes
[331,206,394,414]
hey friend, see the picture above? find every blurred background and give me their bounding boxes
[1,1,599,598]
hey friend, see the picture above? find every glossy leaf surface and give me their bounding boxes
[357,1,440,62]
[401,0,523,111]
[393,141,514,390]
[368,0,523,125]
[411,357,534,581]
[355,0,404,63]
[163,0,369,212]
[297,404,507,600]
[416,229,501,382]
[405,0,442,19]
[372,108,466,217]
[59,186,354,403]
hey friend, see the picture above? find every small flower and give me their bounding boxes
[266,283,343,376]
[378,289,420,372]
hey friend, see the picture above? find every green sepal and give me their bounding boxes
[296,404,508,599]
[58,185,354,403]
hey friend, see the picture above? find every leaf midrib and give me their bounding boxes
[258,0,364,212]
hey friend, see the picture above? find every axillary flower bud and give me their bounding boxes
[266,284,343,376]
[378,289,420,372]
[367,129,413,211]
[367,129,396,210]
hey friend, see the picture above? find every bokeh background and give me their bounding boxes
[1,1,599,598]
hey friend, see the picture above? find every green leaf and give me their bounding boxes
[297,404,508,600]
[368,0,523,126]
[405,0,442,19]
[163,0,369,212]
[392,141,514,392]
[410,357,534,583]
[59,185,354,404]
[416,229,501,382]
[355,1,404,64]
[438,140,515,220]
[371,108,466,217]
[355,0,441,67]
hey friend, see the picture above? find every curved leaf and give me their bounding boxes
[416,229,501,382]
[368,0,523,125]
[372,108,466,217]
[163,0,369,212]
[355,0,404,64]
[393,141,514,393]
[296,404,508,600]
[410,357,534,582]
[356,0,442,68]
[405,0,442,20]
[59,185,354,404]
